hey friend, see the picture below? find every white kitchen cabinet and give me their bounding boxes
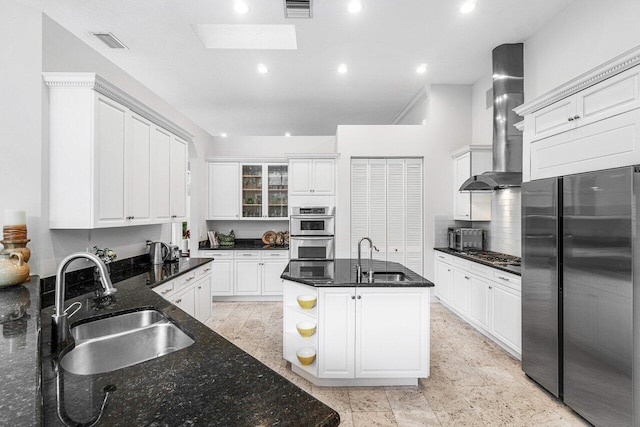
[241,163,289,219]
[234,252,262,295]
[45,73,192,229]
[350,158,423,274]
[262,254,289,295]
[154,263,213,324]
[153,127,172,222]
[434,257,453,304]
[204,251,234,296]
[289,158,335,195]
[169,136,188,222]
[451,145,492,221]
[434,250,521,357]
[207,163,240,220]
[516,58,640,182]
[284,281,429,386]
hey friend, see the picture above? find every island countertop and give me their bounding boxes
[281,258,434,287]
[39,258,339,427]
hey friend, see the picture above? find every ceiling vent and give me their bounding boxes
[284,0,312,18]
[92,32,128,49]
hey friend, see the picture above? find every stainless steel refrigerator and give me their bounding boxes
[522,166,638,427]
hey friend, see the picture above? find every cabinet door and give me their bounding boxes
[194,277,212,323]
[452,269,471,314]
[526,97,576,142]
[208,163,240,219]
[128,113,152,224]
[266,164,288,218]
[95,95,128,227]
[356,288,429,378]
[311,159,335,195]
[350,159,370,258]
[153,127,172,222]
[211,257,234,296]
[453,152,471,220]
[241,164,264,218]
[172,286,196,317]
[404,159,423,274]
[289,159,312,194]
[262,258,288,295]
[469,276,491,330]
[435,260,453,304]
[169,136,187,221]
[318,288,356,379]
[234,257,261,295]
[491,282,522,352]
[386,159,405,264]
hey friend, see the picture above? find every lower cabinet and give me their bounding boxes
[283,280,430,385]
[201,249,289,298]
[433,252,522,357]
[153,263,213,324]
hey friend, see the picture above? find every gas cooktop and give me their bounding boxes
[458,250,521,266]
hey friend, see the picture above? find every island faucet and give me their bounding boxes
[356,237,377,284]
[52,252,117,344]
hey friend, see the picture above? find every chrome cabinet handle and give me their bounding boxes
[498,276,510,282]
[357,295,361,299]
[464,276,470,280]
[489,286,493,289]
[204,268,211,272]
[568,116,574,121]
[351,295,355,300]
[447,269,451,272]
[175,299,182,303]
[573,115,580,120]
[161,288,172,294]
[198,286,202,289]
[186,277,194,281]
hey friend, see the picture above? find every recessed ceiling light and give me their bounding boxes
[257,63,269,74]
[234,1,249,14]
[285,132,291,137]
[337,64,348,74]
[416,63,428,74]
[348,1,362,14]
[460,0,477,13]
[221,133,228,138]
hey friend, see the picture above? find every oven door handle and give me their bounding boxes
[290,215,334,221]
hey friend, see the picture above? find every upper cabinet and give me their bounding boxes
[45,73,192,229]
[451,145,492,221]
[289,158,335,196]
[206,162,288,220]
[515,49,640,182]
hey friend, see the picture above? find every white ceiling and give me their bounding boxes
[20,0,574,137]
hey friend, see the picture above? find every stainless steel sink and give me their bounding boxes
[60,309,194,375]
[363,272,412,282]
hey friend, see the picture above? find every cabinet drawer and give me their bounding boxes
[261,251,289,259]
[453,257,472,270]
[235,251,260,259]
[211,250,234,259]
[434,252,452,264]
[197,263,213,279]
[175,270,197,291]
[199,250,217,258]
[153,281,175,299]
[493,271,521,290]
[470,262,493,280]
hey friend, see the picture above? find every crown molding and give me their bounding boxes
[515,44,640,116]
[204,156,287,163]
[285,153,340,159]
[43,72,194,142]
[450,144,492,158]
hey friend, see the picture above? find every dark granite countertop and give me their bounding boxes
[199,238,289,251]
[0,276,41,427]
[281,259,434,287]
[434,248,522,276]
[40,258,339,426]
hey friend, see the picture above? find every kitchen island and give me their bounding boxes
[281,259,434,387]
[38,258,339,427]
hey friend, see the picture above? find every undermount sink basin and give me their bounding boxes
[363,272,412,282]
[60,309,194,375]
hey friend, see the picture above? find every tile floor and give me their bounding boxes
[206,301,589,426]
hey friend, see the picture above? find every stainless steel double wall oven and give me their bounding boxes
[289,207,335,260]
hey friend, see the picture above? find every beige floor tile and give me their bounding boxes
[434,410,486,426]
[337,410,354,427]
[385,388,430,412]
[352,411,397,427]
[349,388,392,412]
[392,410,441,427]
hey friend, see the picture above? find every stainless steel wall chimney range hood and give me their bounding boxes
[460,43,524,191]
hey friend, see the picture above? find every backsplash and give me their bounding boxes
[434,188,521,257]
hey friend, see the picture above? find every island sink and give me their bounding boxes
[60,309,194,375]
[363,272,412,283]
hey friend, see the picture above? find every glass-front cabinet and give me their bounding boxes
[241,163,288,219]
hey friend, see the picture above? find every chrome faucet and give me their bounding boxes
[356,237,377,284]
[52,252,117,344]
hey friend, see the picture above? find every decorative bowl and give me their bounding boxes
[296,321,317,337]
[297,295,316,310]
[296,348,316,366]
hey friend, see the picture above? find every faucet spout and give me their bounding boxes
[52,252,117,344]
[357,237,375,284]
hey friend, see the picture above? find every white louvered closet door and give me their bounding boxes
[368,160,387,261]
[351,159,369,259]
[405,159,423,275]
[386,159,406,265]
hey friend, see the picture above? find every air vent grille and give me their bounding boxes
[284,0,312,18]
[92,32,128,49]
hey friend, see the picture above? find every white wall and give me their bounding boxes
[524,0,640,100]
[393,89,428,125]
[471,75,493,146]
[205,135,335,158]
[336,84,472,282]
[0,6,216,277]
